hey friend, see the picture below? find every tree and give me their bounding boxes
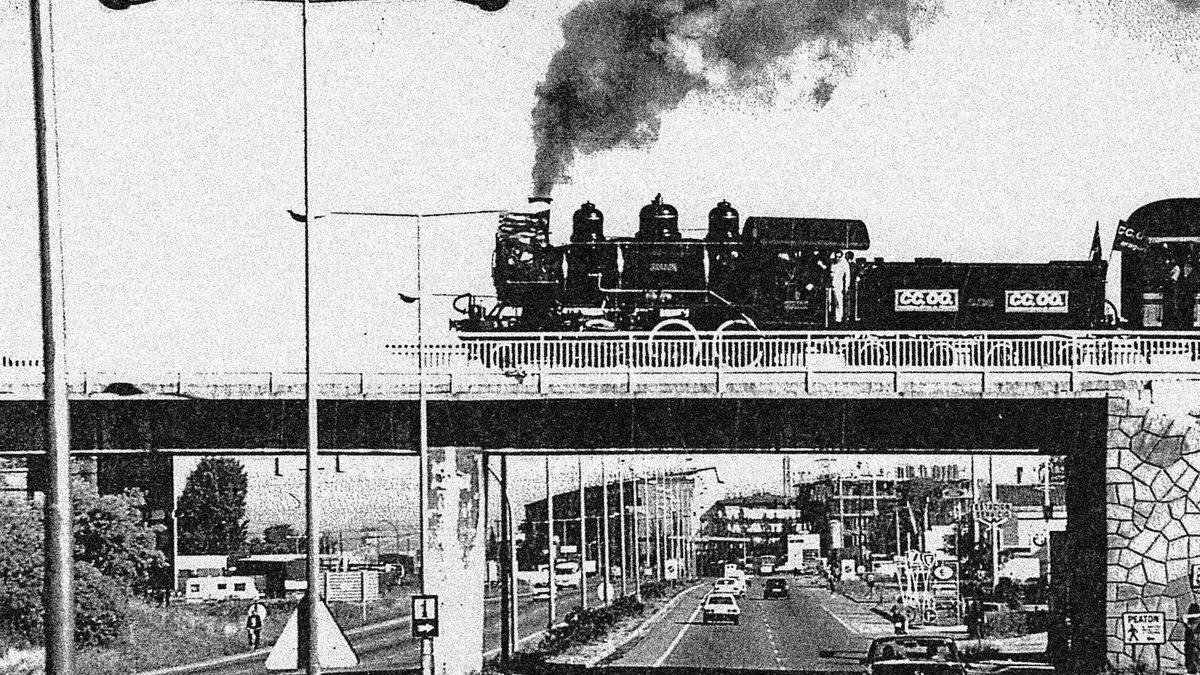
[73,479,165,593]
[249,523,300,554]
[177,458,249,555]
[0,483,161,646]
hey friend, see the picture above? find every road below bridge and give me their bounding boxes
[152,588,584,675]
[604,578,891,673]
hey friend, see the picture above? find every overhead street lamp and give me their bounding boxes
[25,0,508,670]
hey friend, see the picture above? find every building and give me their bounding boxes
[518,467,710,580]
[697,493,808,572]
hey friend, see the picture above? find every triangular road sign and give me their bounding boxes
[266,600,359,670]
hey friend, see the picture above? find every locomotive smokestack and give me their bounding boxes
[530,0,935,195]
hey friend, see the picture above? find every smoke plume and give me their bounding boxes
[531,0,934,195]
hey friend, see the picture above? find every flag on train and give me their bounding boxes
[1090,221,1103,262]
[1113,219,1148,253]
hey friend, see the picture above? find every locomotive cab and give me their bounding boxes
[1118,198,1200,330]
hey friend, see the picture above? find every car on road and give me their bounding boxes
[531,580,551,600]
[763,578,789,599]
[713,576,746,597]
[861,636,965,675]
[701,592,740,625]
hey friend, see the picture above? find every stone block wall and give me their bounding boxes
[1106,387,1200,672]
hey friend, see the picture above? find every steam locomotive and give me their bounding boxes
[450,196,1200,334]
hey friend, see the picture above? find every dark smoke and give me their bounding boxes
[531,0,932,195]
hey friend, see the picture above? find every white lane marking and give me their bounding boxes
[654,602,703,668]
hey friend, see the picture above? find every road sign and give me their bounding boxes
[973,501,1013,526]
[265,601,359,670]
[1191,565,1200,590]
[905,550,936,570]
[931,563,955,581]
[596,582,612,603]
[323,571,381,603]
[1122,612,1166,645]
[412,595,439,638]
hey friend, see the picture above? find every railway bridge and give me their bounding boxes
[4,330,1200,674]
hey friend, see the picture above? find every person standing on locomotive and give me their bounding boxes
[830,250,852,323]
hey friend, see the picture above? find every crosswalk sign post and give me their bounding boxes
[413,595,438,675]
[412,595,439,638]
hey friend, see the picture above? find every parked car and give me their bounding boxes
[764,578,789,599]
[862,636,965,675]
[713,576,746,597]
[531,580,551,600]
[701,593,740,625]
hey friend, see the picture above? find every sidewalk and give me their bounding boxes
[820,587,896,636]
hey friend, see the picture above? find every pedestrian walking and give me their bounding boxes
[1186,602,1200,674]
[246,599,267,650]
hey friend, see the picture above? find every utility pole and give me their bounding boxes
[546,457,556,629]
[601,458,611,604]
[618,462,628,598]
[633,473,643,602]
[651,473,661,582]
[506,460,518,659]
[498,456,511,665]
[578,456,587,611]
[30,0,73,666]
[990,456,999,592]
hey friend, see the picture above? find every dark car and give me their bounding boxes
[862,636,965,675]
[764,578,789,599]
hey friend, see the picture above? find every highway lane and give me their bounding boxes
[607,577,892,673]
[170,588,585,675]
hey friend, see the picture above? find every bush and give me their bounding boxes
[0,493,143,648]
[73,563,129,647]
[539,595,645,655]
[983,609,1027,638]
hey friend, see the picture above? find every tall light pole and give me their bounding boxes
[29,0,72,667]
[618,460,628,598]
[546,456,557,629]
[577,456,587,611]
[601,457,611,605]
[632,470,642,602]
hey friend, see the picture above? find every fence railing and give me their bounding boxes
[384,331,1200,374]
[3,332,1199,399]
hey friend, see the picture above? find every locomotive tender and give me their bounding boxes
[452,195,1200,335]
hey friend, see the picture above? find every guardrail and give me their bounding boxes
[389,331,1200,373]
[3,332,1199,399]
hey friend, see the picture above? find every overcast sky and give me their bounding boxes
[2,0,1199,370]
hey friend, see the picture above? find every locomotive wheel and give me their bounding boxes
[714,319,763,369]
[646,319,701,368]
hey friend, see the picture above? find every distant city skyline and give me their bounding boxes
[176,450,1057,549]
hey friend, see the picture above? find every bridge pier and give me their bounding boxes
[423,446,486,675]
[1103,382,1200,673]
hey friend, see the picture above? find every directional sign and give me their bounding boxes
[973,501,1013,526]
[905,550,936,570]
[412,595,439,638]
[1122,612,1166,645]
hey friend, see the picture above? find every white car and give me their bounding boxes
[701,593,741,625]
[713,576,746,597]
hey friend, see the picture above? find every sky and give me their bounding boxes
[2,0,1200,371]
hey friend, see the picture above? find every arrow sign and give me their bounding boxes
[412,595,439,638]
